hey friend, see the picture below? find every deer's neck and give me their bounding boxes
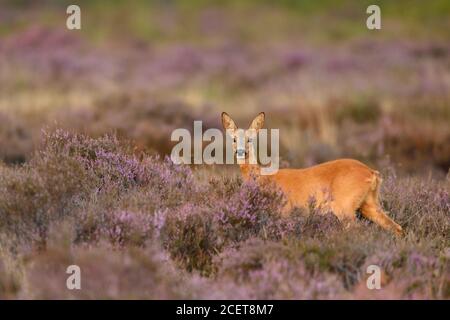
[239,163,261,181]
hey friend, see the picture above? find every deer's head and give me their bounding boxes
[221,112,265,163]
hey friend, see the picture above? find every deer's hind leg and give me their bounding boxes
[359,174,404,236]
[329,188,369,228]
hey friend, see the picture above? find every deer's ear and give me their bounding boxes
[222,112,237,131]
[249,112,265,131]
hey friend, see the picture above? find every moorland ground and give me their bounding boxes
[0,0,449,299]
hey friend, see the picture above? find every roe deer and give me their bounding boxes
[221,112,404,236]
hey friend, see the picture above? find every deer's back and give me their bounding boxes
[266,159,377,208]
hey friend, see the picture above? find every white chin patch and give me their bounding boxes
[236,156,245,164]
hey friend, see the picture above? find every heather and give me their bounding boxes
[0,1,449,299]
[0,131,448,299]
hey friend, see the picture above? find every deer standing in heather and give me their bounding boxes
[221,112,404,236]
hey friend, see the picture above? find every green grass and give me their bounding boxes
[2,0,449,44]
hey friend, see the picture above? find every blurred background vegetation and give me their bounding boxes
[3,0,450,41]
[0,0,449,173]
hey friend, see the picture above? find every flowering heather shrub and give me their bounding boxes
[46,130,196,193]
[39,129,140,191]
[213,239,345,299]
[362,241,449,299]
[243,259,344,299]
[279,203,343,240]
[290,218,448,297]
[160,177,289,274]
[0,166,48,234]
[24,243,193,299]
[213,178,286,242]
[0,130,154,244]
[380,170,449,239]
[139,156,202,209]
[215,239,292,281]
[0,130,448,299]
[161,204,220,275]
[0,130,124,244]
[76,210,155,247]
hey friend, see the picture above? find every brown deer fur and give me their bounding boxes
[221,112,404,236]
